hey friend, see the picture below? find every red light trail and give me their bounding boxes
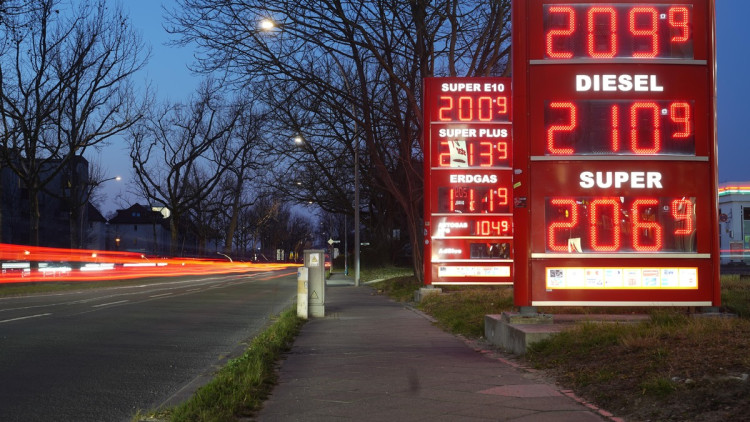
[0,243,299,284]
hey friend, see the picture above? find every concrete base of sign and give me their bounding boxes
[414,287,442,303]
[485,312,651,355]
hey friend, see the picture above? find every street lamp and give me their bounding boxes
[259,18,276,31]
[262,18,360,287]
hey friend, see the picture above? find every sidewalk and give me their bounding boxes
[257,273,614,421]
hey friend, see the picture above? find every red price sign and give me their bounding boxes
[512,0,718,306]
[423,77,513,285]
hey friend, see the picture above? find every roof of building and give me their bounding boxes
[87,202,107,223]
[108,204,168,225]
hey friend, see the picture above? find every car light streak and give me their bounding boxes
[0,243,301,284]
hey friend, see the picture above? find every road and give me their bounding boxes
[0,268,298,422]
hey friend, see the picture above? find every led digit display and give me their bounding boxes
[433,216,513,238]
[430,81,511,123]
[545,4,694,59]
[545,196,696,253]
[437,186,510,214]
[434,139,511,168]
[437,95,509,122]
[545,100,695,155]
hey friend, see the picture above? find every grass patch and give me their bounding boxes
[419,287,514,337]
[371,276,515,337]
[135,307,304,422]
[722,274,750,317]
[359,265,414,283]
[525,312,750,421]
[370,275,423,302]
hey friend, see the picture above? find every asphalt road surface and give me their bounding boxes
[0,268,298,422]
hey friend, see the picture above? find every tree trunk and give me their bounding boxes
[223,179,243,255]
[29,188,40,246]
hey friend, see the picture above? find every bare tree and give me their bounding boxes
[219,110,266,255]
[0,0,148,245]
[168,0,511,280]
[129,80,246,256]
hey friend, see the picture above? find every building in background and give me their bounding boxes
[0,154,105,248]
[107,204,170,255]
[718,182,750,264]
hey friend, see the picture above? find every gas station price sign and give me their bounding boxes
[512,0,719,306]
[544,4,695,59]
[423,77,513,285]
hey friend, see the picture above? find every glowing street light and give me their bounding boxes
[259,18,276,31]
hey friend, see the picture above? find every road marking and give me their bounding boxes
[149,293,173,298]
[0,313,52,324]
[92,300,129,308]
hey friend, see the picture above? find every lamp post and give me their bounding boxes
[263,19,361,286]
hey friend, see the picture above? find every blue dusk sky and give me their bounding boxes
[95,1,749,214]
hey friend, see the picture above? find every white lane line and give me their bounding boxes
[0,313,52,324]
[92,300,129,308]
[149,293,173,298]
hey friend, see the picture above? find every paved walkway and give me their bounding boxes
[257,273,615,421]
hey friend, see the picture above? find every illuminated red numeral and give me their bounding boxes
[631,199,663,252]
[438,96,453,121]
[438,141,450,166]
[475,220,508,236]
[459,96,472,121]
[670,102,691,138]
[589,198,621,252]
[547,102,576,154]
[449,188,455,212]
[547,6,575,58]
[478,97,492,121]
[496,96,508,115]
[629,7,658,58]
[496,188,508,206]
[587,7,617,58]
[497,142,508,160]
[671,199,694,235]
[630,102,661,154]
[611,104,620,152]
[548,198,578,252]
[668,7,690,42]
[479,141,492,167]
